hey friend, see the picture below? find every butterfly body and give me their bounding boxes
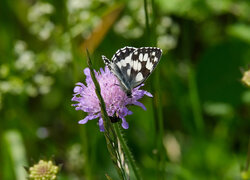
[102,46,162,97]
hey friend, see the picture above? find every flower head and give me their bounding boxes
[29,160,58,180]
[72,66,152,131]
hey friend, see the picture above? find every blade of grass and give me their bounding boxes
[150,0,157,45]
[181,20,204,134]
[154,69,166,179]
[188,65,204,134]
[165,60,194,134]
[144,0,166,178]
[3,130,27,180]
[245,137,250,171]
[143,0,150,36]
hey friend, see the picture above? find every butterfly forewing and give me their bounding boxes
[129,47,162,88]
[111,46,136,63]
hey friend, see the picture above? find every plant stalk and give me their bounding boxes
[86,49,127,179]
[113,123,142,180]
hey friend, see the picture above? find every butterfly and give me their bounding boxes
[102,46,162,97]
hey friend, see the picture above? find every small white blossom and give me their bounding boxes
[38,21,55,40]
[51,49,72,69]
[28,2,54,22]
[67,0,91,13]
[25,83,38,97]
[15,51,35,71]
[34,74,54,94]
[157,35,177,51]
[0,78,23,94]
[14,40,27,55]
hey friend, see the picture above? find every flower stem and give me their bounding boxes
[86,49,127,179]
[144,0,166,177]
[245,137,250,171]
[113,123,142,180]
[188,65,204,134]
[154,69,166,179]
[143,0,150,36]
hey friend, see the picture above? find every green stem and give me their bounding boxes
[155,69,165,179]
[144,0,166,178]
[86,50,126,179]
[245,137,250,171]
[113,123,142,180]
[150,0,157,45]
[143,0,150,36]
[181,21,204,134]
[188,66,204,134]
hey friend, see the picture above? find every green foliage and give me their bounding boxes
[0,0,249,179]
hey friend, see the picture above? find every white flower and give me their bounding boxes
[28,2,54,22]
[15,51,35,71]
[67,0,91,13]
[14,40,27,55]
[157,35,177,51]
[38,21,55,40]
[34,74,54,94]
[51,49,72,69]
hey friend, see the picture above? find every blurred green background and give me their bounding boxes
[0,0,250,179]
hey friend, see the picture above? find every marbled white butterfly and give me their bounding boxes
[102,46,162,97]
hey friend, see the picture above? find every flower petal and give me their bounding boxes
[100,68,104,74]
[84,68,90,76]
[76,82,84,86]
[78,114,99,124]
[127,110,133,115]
[88,114,99,120]
[78,116,89,124]
[75,106,82,111]
[133,101,146,110]
[135,84,144,89]
[98,118,105,132]
[71,96,79,101]
[104,66,109,72]
[144,91,153,97]
[121,118,129,129]
[73,86,81,93]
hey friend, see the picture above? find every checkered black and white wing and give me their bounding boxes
[126,47,162,88]
[102,46,136,66]
[102,46,162,94]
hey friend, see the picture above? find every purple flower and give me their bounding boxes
[72,66,153,131]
